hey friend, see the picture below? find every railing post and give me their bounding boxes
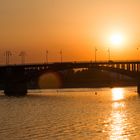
[116,64,120,69]
[137,64,139,72]
[121,64,125,69]
[127,64,130,71]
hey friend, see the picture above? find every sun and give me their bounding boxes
[110,32,124,46]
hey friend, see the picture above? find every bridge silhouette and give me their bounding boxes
[0,60,140,96]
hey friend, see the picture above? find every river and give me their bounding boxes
[0,87,140,140]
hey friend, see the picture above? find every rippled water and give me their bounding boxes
[0,87,140,140]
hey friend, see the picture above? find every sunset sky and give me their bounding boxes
[1,0,140,64]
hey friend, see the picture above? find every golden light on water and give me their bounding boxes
[109,88,128,139]
[109,100,128,139]
[112,88,124,101]
[113,102,125,109]
[110,111,128,140]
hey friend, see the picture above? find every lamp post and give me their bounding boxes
[60,50,62,63]
[5,51,12,65]
[46,50,48,64]
[19,51,26,64]
[108,48,110,61]
[95,47,97,62]
[137,46,139,60]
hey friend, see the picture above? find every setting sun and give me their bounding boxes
[1,1,140,139]
[110,33,124,46]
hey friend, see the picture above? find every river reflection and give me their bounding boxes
[0,87,140,139]
[112,88,124,101]
[109,88,128,139]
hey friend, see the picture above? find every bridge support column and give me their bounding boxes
[4,67,27,96]
[137,79,140,94]
[137,83,140,94]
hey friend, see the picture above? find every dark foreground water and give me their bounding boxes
[0,87,140,140]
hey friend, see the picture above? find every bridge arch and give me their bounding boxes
[0,61,140,96]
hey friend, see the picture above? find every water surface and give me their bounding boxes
[0,87,140,139]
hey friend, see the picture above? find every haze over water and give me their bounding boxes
[0,87,140,139]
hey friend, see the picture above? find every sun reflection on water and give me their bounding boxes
[112,88,124,101]
[109,111,128,140]
[109,88,129,139]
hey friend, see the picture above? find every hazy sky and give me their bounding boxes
[1,0,140,63]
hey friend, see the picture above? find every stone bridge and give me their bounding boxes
[0,61,140,96]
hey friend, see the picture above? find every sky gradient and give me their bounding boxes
[1,0,140,64]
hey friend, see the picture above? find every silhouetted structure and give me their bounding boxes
[5,51,12,65]
[46,50,48,64]
[95,47,97,62]
[19,51,26,64]
[0,61,140,96]
[60,50,62,63]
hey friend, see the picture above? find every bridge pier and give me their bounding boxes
[137,83,140,94]
[4,67,27,96]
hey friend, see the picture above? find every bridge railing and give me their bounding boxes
[1,60,140,68]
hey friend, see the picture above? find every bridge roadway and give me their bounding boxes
[0,60,140,96]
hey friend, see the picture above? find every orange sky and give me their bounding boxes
[1,0,140,64]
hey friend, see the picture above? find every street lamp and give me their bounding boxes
[5,51,12,65]
[137,46,139,60]
[108,48,111,61]
[46,50,48,64]
[60,50,62,63]
[95,47,97,62]
[19,51,26,64]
